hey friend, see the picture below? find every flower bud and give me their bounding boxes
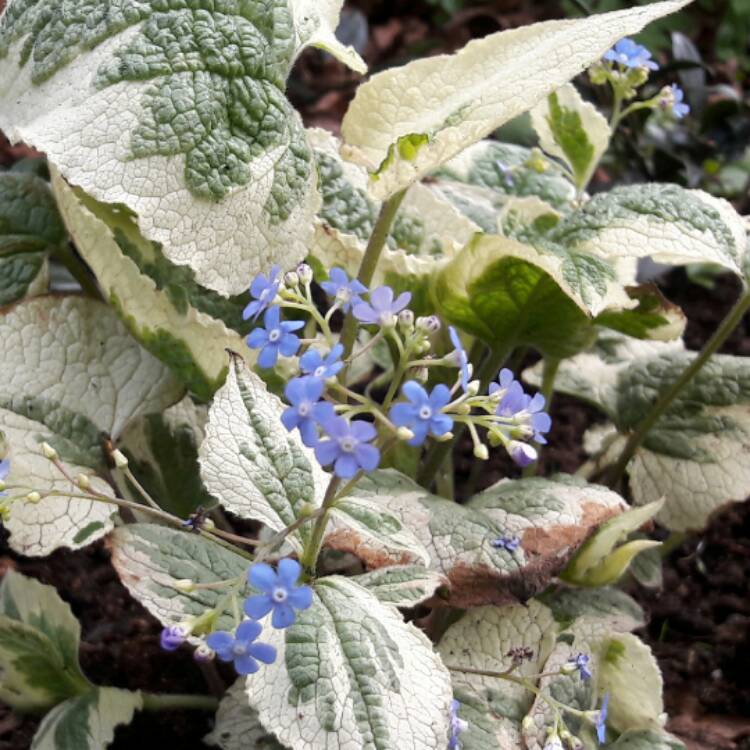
[76,473,91,490]
[436,431,454,442]
[193,643,216,662]
[398,309,414,330]
[160,624,190,652]
[41,442,58,460]
[416,315,441,333]
[629,65,650,88]
[508,441,537,468]
[296,263,313,284]
[474,444,489,461]
[455,402,471,415]
[588,60,609,85]
[526,147,548,174]
[379,313,398,330]
[466,380,480,396]
[284,270,300,288]
[413,367,429,384]
[25,491,42,504]
[396,426,416,442]
[111,449,129,469]
[174,579,196,593]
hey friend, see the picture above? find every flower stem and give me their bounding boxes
[606,286,750,488]
[141,693,219,712]
[299,478,341,578]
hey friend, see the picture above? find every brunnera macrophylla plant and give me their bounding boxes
[0,0,749,748]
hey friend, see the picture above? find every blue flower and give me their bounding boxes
[603,38,658,70]
[353,286,411,326]
[281,376,335,447]
[244,559,313,629]
[508,440,538,468]
[247,306,305,369]
[595,693,610,744]
[660,84,690,119]
[320,267,367,312]
[315,417,380,478]
[489,368,519,396]
[449,699,469,749]
[448,326,471,392]
[300,344,345,380]
[0,459,9,496]
[497,384,551,444]
[160,624,189,652]
[491,535,521,552]
[569,652,592,681]
[390,382,453,446]
[206,620,277,675]
[243,266,281,321]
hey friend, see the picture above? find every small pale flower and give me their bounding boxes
[243,266,281,321]
[247,306,304,369]
[160,624,189,652]
[300,344,345,380]
[206,620,277,675]
[659,84,690,119]
[497,383,551,444]
[244,559,313,629]
[449,700,469,749]
[390,382,454,446]
[281,376,335,447]
[603,38,658,70]
[508,440,538,467]
[595,693,610,744]
[448,326,471,392]
[353,286,411,327]
[568,652,593,681]
[489,368,519,397]
[315,416,380,478]
[320,267,367,312]
[491,535,521,552]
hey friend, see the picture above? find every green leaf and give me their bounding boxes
[352,565,447,608]
[118,398,214,519]
[530,84,611,193]
[199,355,325,551]
[0,295,182,555]
[608,730,686,750]
[0,250,47,305]
[0,571,90,711]
[542,586,645,633]
[0,1,333,296]
[110,524,249,631]
[51,169,250,401]
[245,575,452,750]
[340,0,690,199]
[205,679,287,750]
[30,687,142,750]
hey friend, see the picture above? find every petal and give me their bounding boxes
[281,407,301,432]
[354,443,380,471]
[350,279,367,295]
[352,302,377,324]
[234,653,260,675]
[329,267,347,285]
[277,558,303,588]
[243,300,260,321]
[327,344,344,363]
[312,401,336,424]
[248,563,277,593]
[324,416,349,439]
[369,286,394,312]
[528,393,546,413]
[263,306,281,329]
[350,420,377,442]
[244,594,275,620]
[407,422,429,447]
[248,642,277,665]
[334,454,359,478]
[279,333,301,357]
[249,273,269,298]
[320,280,336,297]
[288,585,313,611]
[430,414,453,437]
[298,418,319,447]
[315,440,341,467]
[246,328,269,349]
[236,619,262,642]
[499,369,514,387]
[391,291,412,313]
[271,603,296,629]
[302,376,325,401]
[257,345,279,369]
[284,377,308,404]
[282,319,305,333]
[532,412,552,434]
[299,349,323,373]
[206,631,234,658]
[390,402,418,428]
[402,380,428,406]
[429,384,452,408]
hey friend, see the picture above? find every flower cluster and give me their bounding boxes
[159,558,312,676]
[242,266,551,479]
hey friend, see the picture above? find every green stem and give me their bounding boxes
[606,287,750,488]
[523,357,559,478]
[417,338,515,488]
[299,478,341,578]
[53,242,102,300]
[141,693,219,712]
[338,189,408,363]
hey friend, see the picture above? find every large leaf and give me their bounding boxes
[199,355,325,551]
[542,586,645,633]
[30,687,142,750]
[0,571,90,711]
[355,471,624,606]
[0,296,181,554]
[51,170,249,400]
[0,0,341,296]
[245,575,453,750]
[352,565,447,608]
[340,0,690,199]
[110,524,249,631]
[0,250,48,306]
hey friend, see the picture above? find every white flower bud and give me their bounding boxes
[455,403,471,415]
[193,643,216,662]
[111,449,129,469]
[396,426,415,442]
[398,309,414,330]
[416,315,441,333]
[284,270,300,288]
[41,442,58,460]
[25,491,42,504]
[296,263,313,284]
[436,431,454,442]
[474,444,489,461]
[466,379,480,396]
[76,473,91,490]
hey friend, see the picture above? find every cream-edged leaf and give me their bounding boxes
[246,575,453,750]
[340,0,690,198]
[352,565,447,608]
[530,84,611,192]
[109,524,249,631]
[543,586,645,633]
[51,170,250,400]
[199,355,325,550]
[0,1,320,296]
[30,687,142,750]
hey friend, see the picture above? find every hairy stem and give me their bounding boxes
[606,287,750,487]
[299,478,341,578]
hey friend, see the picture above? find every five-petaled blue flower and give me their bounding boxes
[448,326,471,392]
[661,84,690,119]
[315,416,380,478]
[497,383,552,444]
[281,377,335,447]
[244,266,281,321]
[353,286,411,327]
[569,652,592,681]
[595,693,610,744]
[448,699,469,749]
[0,459,9,496]
[491,535,521,552]
[489,368,519,396]
[390,382,454,446]
[244,559,313,629]
[206,619,277,675]
[160,624,189,652]
[604,38,658,70]
[300,344,345,380]
[320,267,367,312]
[247,306,304,369]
